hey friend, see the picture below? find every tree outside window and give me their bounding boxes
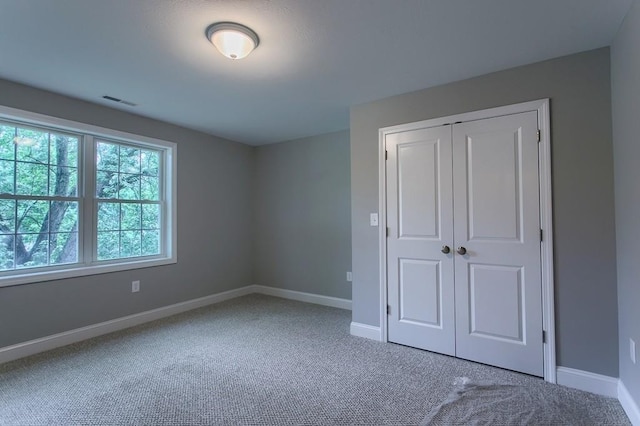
[95,141,162,260]
[0,123,79,270]
[0,120,166,276]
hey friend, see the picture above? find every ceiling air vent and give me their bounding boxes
[102,95,137,107]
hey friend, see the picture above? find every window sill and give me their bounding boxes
[0,257,177,288]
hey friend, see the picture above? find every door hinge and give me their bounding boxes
[386,227,390,237]
[537,130,541,142]
[387,304,391,315]
[543,330,547,343]
[540,229,543,242]
[385,150,388,160]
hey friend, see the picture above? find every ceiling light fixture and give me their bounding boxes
[206,22,259,60]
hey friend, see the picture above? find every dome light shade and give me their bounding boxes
[206,22,259,60]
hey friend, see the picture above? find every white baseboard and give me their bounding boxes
[350,322,382,341]
[0,285,255,365]
[619,381,640,426]
[0,285,352,365]
[556,366,619,398]
[253,285,352,310]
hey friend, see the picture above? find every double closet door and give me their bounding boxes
[385,111,543,377]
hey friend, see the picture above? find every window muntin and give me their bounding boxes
[0,122,80,271]
[0,106,176,286]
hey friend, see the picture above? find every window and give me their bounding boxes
[95,141,162,260]
[0,124,80,270]
[0,106,176,287]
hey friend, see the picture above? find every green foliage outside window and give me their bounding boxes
[0,123,78,270]
[0,123,163,272]
[95,141,161,260]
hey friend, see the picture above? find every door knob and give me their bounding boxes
[441,245,451,254]
[456,246,467,255]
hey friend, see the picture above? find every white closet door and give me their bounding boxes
[386,126,455,355]
[452,111,543,377]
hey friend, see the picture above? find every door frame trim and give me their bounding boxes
[377,99,556,383]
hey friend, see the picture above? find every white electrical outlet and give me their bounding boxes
[631,338,636,364]
[370,213,379,227]
[132,280,140,293]
[346,271,353,282]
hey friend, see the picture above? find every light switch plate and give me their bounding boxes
[370,213,379,226]
[346,271,352,282]
[631,338,636,364]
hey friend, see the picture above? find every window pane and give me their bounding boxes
[49,166,78,197]
[121,203,141,230]
[120,230,141,258]
[96,142,119,171]
[141,150,159,176]
[50,232,77,265]
[142,204,160,230]
[141,176,159,200]
[17,200,48,234]
[0,124,82,273]
[16,162,48,196]
[96,171,118,198]
[98,202,120,231]
[15,128,48,163]
[120,146,140,174]
[51,201,78,233]
[142,230,160,256]
[0,234,15,270]
[0,200,15,233]
[49,134,78,168]
[1,199,79,271]
[16,233,48,268]
[97,231,119,260]
[0,160,14,194]
[118,174,140,200]
[95,143,164,262]
[0,125,15,160]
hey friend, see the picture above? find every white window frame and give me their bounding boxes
[0,104,177,287]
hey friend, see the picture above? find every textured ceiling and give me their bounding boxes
[0,0,632,145]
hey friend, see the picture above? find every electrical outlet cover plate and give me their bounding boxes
[132,280,140,293]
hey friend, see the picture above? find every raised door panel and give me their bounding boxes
[466,128,521,241]
[399,259,441,327]
[397,141,439,239]
[468,264,524,342]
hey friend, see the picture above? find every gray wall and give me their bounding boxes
[612,0,640,405]
[254,131,351,300]
[0,79,254,348]
[350,48,619,376]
